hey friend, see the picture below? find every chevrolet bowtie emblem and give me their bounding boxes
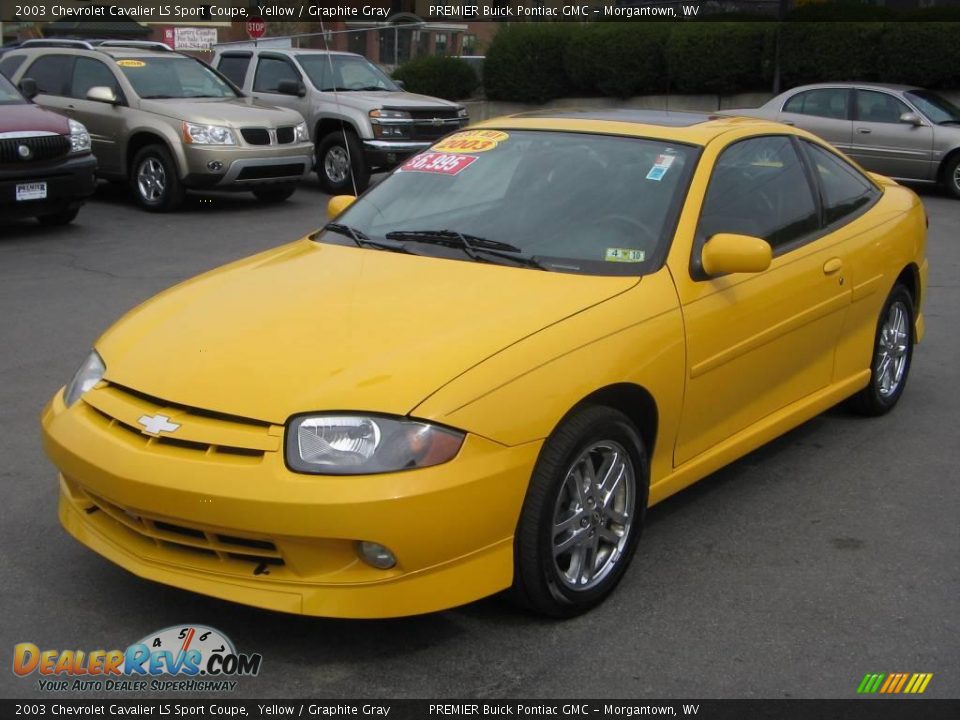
[137,414,180,435]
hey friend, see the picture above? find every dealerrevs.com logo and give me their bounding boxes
[12,625,262,692]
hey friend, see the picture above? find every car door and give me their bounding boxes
[17,53,74,116]
[249,54,311,120]
[849,88,935,181]
[669,135,852,465]
[65,56,126,175]
[778,87,854,153]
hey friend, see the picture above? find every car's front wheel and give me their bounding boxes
[131,145,184,212]
[316,131,369,195]
[850,283,915,416]
[944,154,960,200]
[513,406,648,617]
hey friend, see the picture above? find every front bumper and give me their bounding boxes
[42,389,539,618]
[0,153,97,219]
[180,141,313,190]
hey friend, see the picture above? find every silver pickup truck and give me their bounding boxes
[213,47,468,194]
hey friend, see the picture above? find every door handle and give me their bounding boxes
[823,258,843,275]
[857,127,872,134]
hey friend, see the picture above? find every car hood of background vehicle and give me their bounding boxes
[138,97,303,127]
[0,103,69,134]
[325,90,460,112]
[97,240,638,425]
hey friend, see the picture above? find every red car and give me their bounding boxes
[1,75,96,225]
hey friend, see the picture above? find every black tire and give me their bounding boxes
[849,283,915,416]
[130,144,185,212]
[944,154,960,200]
[37,207,79,226]
[512,405,649,617]
[315,130,369,195]
[252,184,297,203]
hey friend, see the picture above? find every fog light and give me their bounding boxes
[207,160,223,172]
[357,541,396,569]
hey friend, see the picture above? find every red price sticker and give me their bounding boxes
[399,152,477,176]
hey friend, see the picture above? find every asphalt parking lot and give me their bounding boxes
[1,178,958,700]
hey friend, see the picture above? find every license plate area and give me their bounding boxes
[16,182,47,201]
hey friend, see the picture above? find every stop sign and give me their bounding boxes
[246,19,266,40]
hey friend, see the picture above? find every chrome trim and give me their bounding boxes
[0,131,59,139]
[362,140,431,151]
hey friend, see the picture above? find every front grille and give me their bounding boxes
[82,488,285,571]
[411,121,463,142]
[240,128,270,145]
[0,134,70,164]
[406,108,459,121]
[276,126,294,144]
[80,382,279,461]
[237,163,306,180]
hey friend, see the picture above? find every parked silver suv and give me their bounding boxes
[213,47,468,194]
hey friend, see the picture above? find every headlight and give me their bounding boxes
[294,121,309,143]
[67,119,91,154]
[369,109,411,121]
[181,121,236,145]
[63,351,105,407]
[457,107,468,118]
[286,414,464,475]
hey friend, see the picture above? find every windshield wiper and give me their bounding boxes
[140,94,175,99]
[385,230,548,270]
[322,223,415,255]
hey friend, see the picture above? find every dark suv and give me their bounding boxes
[0,73,96,225]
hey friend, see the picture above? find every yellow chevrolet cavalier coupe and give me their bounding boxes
[42,111,927,618]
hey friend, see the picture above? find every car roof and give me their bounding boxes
[783,82,921,93]
[7,46,188,61]
[216,47,354,57]
[473,110,785,146]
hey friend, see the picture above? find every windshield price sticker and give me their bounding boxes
[605,248,646,263]
[433,130,509,154]
[116,60,146,68]
[399,152,478,176]
[646,153,676,181]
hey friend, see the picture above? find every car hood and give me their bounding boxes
[0,102,69,134]
[97,240,638,425]
[137,97,303,127]
[320,90,460,112]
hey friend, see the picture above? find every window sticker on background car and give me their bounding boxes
[116,60,145,68]
[433,129,509,154]
[398,152,478,176]
[646,153,676,182]
[605,248,645,263]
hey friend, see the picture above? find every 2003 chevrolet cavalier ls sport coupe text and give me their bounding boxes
[41,111,927,618]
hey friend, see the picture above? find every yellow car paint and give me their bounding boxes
[41,113,928,617]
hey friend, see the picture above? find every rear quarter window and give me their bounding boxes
[0,54,26,80]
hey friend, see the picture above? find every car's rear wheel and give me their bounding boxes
[252,184,297,203]
[944,154,960,200]
[37,207,79,226]
[316,130,369,195]
[513,406,648,617]
[131,145,184,212]
[850,283,915,416]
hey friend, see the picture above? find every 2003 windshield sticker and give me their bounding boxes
[433,129,509,153]
[12,624,262,692]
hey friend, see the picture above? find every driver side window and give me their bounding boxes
[253,57,299,93]
[697,136,819,255]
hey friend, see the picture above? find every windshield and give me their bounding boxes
[297,54,398,92]
[905,90,960,124]
[317,130,698,276]
[0,73,25,105]
[117,56,238,99]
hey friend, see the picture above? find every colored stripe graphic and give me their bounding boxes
[857,673,932,694]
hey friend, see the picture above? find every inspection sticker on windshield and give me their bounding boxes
[399,152,477,176]
[646,153,676,181]
[433,130,509,154]
[605,248,645,263]
[116,60,145,68]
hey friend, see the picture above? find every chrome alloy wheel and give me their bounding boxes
[136,157,166,202]
[953,163,960,192]
[324,145,350,184]
[875,299,910,398]
[552,441,635,591]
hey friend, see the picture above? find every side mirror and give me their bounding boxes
[87,86,118,104]
[899,111,923,126]
[276,79,306,97]
[18,78,38,100]
[327,195,356,220]
[701,233,772,277]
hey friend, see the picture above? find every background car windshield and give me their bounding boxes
[905,90,960,124]
[321,130,696,275]
[298,54,398,91]
[118,57,237,99]
[0,73,25,104]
